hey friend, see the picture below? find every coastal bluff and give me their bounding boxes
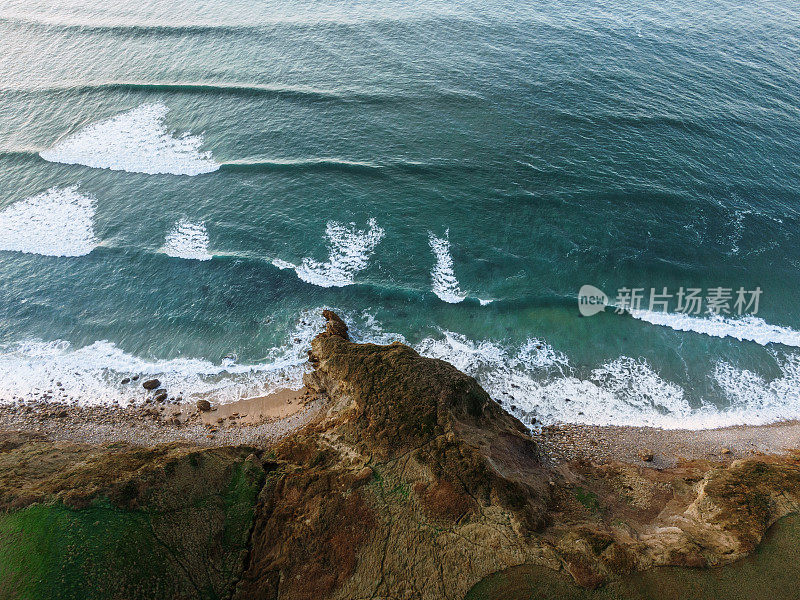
[1,311,800,599]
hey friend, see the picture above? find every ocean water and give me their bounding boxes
[1,0,800,428]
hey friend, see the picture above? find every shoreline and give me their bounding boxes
[2,386,800,467]
[533,419,800,467]
[3,311,800,598]
[0,387,323,447]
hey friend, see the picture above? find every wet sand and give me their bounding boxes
[192,387,315,425]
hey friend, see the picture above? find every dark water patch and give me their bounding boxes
[465,514,800,600]
[218,157,445,176]
[0,81,487,108]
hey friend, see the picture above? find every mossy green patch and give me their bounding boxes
[0,451,265,600]
[575,487,601,514]
[0,501,178,600]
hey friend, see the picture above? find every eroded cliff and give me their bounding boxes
[2,311,800,600]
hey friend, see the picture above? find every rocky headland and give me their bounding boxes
[2,310,800,599]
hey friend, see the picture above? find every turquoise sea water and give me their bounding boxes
[1,0,800,428]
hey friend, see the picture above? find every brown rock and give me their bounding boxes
[639,450,654,462]
[142,379,161,390]
[196,399,212,412]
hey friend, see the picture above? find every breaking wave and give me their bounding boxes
[0,186,98,257]
[0,310,330,406]
[629,309,800,347]
[161,219,212,261]
[40,103,219,176]
[276,218,385,288]
[414,329,800,430]
[428,229,466,304]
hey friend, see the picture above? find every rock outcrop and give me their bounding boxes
[3,311,800,600]
[233,311,800,598]
[234,310,555,599]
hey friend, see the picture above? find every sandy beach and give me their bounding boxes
[533,420,800,467]
[3,385,800,469]
[0,387,322,448]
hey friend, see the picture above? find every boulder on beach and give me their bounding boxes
[142,379,161,390]
[197,399,212,412]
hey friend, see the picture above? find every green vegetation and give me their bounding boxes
[575,487,601,514]
[0,454,264,600]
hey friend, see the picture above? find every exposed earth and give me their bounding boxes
[2,311,800,600]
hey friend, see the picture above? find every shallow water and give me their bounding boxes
[1,0,800,427]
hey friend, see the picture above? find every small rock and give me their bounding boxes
[721,447,731,455]
[154,392,168,403]
[197,399,212,412]
[142,379,161,390]
[121,378,131,385]
[132,375,139,381]
[353,466,373,485]
[639,450,654,462]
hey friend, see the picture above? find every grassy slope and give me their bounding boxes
[0,455,264,600]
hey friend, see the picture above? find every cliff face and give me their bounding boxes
[234,310,555,599]
[3,311,800,600]
[234,311,800,598]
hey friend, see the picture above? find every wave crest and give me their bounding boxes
[40,103,219,176]
[277,218,385,288]
[630,309,800,347]
[428,229,466,303]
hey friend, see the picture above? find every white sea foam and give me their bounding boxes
[413,328,800,429]
[0,310,329,407]
[40,103,219,176]
[271,258,295,270]
[292,218,385,287]
[428,229,466,303]
[161,219,212,261]
[7,306,800,429]
[630,309,800,347]
[709,356,800,424]
[0,186,98,257]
